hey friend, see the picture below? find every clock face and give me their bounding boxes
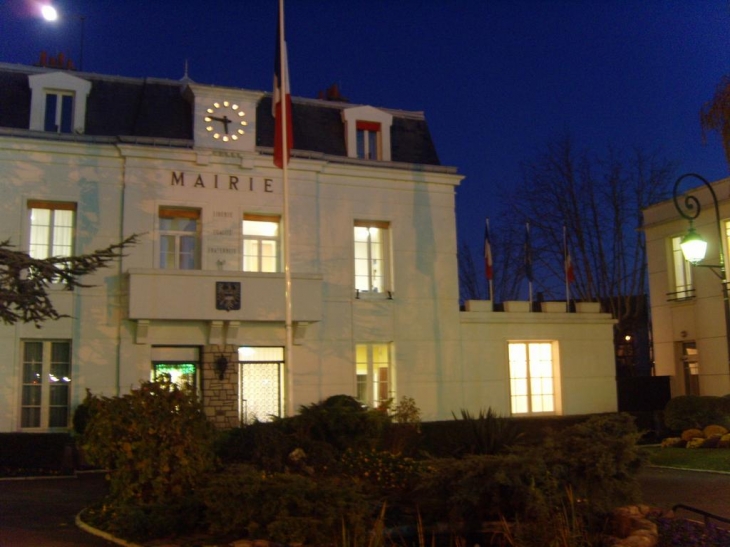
[204,101,247,143]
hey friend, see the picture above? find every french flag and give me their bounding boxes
[273,0,293,168]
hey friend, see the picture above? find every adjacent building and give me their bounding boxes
[644,177,730,397]
[0,61,618,431]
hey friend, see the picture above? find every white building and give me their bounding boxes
[0,62,618,431]
[644,176,730,397]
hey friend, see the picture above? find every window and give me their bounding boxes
[21,340,71,429]
[152,363,198,390]
[159,207,200,270]
[242,215,280,272]
[356,343,392,407]
[44,91,75,133]
[354,221,390,294]
[508,342,557,415]
[356,121,381,160]
[28,201,75,259]
[239,346,284,423]
[670,236,694,299]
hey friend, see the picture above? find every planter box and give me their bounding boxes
[464,300,493,312]
[576,302,601,313]
[541,301,567,313]
[503,301,530,312]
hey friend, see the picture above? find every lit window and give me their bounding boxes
[356,121,381,160]
[159,207,200,270]
[508,342,557,415]
[28,201,75,260]
[671,236,694,300]
[354,221,390,294]
[239,346,284,423]
[356,343,392,407]
[242,215,280,272]
[44,91,75,133]
[152,363,198,390]
[21,340,71,429]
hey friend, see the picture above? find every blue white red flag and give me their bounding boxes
[273,1,293,168]
[563,225,575,284]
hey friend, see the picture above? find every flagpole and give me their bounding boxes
[564,226,570,312]
[279,0,294,417]
[526,222,533,311]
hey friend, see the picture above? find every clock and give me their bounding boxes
[204,101,247,143]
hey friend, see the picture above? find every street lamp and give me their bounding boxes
[672,172,730,376]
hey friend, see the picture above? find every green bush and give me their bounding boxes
[452,408,525,455]
[415,413,645,544]
[289,394,390,452]
[215,419,293,472]
[537,413,646,518]
[664,395,730,431]
[201,464,375,545]
[82,378,216,508]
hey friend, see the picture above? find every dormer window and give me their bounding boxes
[342,106,393,162]
[356,121,381,160]
[44,91,75,133]
[28,72,91,134]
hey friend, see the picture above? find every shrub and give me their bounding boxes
[664,396,730,431]
[201,464,375,545]
[452,408,525,456]
[290,394,389,452]
[340,448,423,496]
[538,413,646,517]
[215,419,293,472]
[82,378,216,509]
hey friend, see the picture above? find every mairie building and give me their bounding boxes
[0,61,618,431]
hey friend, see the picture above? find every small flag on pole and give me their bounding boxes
[273,1,293,168]
[564,226,575,284]
[565,250,575,284]
[484,219,493,281]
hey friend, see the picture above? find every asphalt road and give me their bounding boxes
[2,467,730,546]
[0,473,116,547]
[639,466,730,524]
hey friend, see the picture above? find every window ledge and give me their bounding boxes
[355,290,393,300]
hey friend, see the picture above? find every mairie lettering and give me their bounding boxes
[170,171,274,192]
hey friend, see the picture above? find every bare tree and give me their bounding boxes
[498,135,675,322]
[0,235,139,326]
[701,75,730,167]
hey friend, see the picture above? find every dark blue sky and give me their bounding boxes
[2,0,729,254]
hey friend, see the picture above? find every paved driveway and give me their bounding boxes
[0,473,115,547]
[639,466,730,523]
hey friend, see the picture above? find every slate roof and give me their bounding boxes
[0,64,441,166]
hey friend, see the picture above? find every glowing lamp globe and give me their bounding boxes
[41,5,58,21]
[680,226,708,264]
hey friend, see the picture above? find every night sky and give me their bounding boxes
[2,0,729,255]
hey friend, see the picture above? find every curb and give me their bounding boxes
[76,510,144,547]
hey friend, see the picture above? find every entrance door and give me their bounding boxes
[682,342,700,396]
[238,346,283,423]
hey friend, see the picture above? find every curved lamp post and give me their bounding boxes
[672,172,730,376]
